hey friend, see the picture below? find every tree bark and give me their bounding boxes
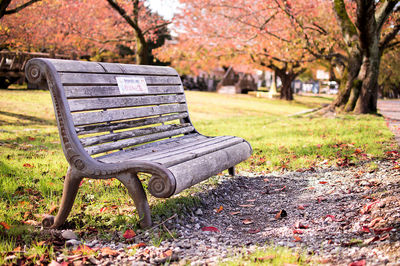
[276,69,296,101]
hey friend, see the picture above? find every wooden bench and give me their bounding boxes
[25,58,252,228]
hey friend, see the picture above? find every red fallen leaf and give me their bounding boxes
[294,235,302,242]
[319,181,328,184]
[201,226,220,232]
[242,219,254,225]
[325,215,337,221]
[316,144,322,148]
[246,199,256,202]
[132,242,146,248]
[248,229,260,234]
[293,229,303,234]
[307,187,315,190]
[361,226,371,233]
[354,148,362,154]
[0,222,10,230]
[73,245,94,254]
[263,178,270,182]
[327,239,333,244]
[255,255,276,261]
[229,211,240,215]
[317,197,326,203]
[275,185,286,192]
[294,221,309,229]
[373,227,393,235]
[216,206,223,213]
[123,229,136,239]
[349,259,366,266]
[239,204,255,207]
[28,136,36,141]
[360,200,379,214]
[297,205,305,210]
[99,207,108,213]
[101,247,119,256]
[79,180,85,187]
[23,163,34,168]
[380,234,390,241]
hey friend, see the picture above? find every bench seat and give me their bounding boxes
[25,58,252,228]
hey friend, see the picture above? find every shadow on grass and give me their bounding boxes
[0,111,55,126]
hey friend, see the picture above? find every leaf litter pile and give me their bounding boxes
[1,155,400,265]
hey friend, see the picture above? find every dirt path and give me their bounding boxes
[378,100,400,145]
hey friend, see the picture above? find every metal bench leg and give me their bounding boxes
[117,172,152,228]
[228,166,235,176]
[42,167,82,228]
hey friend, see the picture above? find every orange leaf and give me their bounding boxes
[349,259,366,266]
[132,242,146,249]
[13,246,22,252]
[23,163,34,168]
[101,247,119,256]
[294,235,302,242]
[229,211,240,215]
[319,181,328,184]
[23,220,40,226]
[216,206,223,213]
[297,205,305,210]
[162,249,173,257]
[0,222,10,230]
[255,255,275,261]
[73,245,94,254]
[36,241,46,246]
[49,205,57,214]
[242,219,253,225]
[239,204,255,207]
[123,229,136,239]
[248,228,260,234]
[201,226,219,232]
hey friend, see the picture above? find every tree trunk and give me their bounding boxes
[136,35,149,65]
[276,70,295,101]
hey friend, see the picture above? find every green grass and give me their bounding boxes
[0,89,396,262]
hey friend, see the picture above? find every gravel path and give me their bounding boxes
[49,158,400,265]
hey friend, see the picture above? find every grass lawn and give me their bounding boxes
[0,89,396,263]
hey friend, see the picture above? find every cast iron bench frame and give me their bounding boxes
[25,58,252,228]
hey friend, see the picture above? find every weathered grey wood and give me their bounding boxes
[69,94,186,112]
[80,123,191,147]
[135,136,235,161]
[150,137,245,167]
[59,73,181,86]
[169,142,252,195]
[72,104,188,126]
[64,85,184,98]
[87,126,195,155]
[48,59,176,75]
[75,113,188,135]
[97,134,206,163]
[24,58,252,230]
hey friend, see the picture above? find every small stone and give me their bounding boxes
[65,239,82,247]
[195,209,203,216]
[62,230,78,240]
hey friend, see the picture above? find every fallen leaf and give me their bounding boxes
[373,227,393,235]
[246,199,256,202]
[360,200,379,214]
[36,241,46,246]
[297,205,305,210]
[294,235,302,242]
[325,215,337,221]
[239,204,255,208]
[349,259,366,266]
[0,222,10,230]
[101,247,119,256]
[248,229,260,234]
[216,206,223,213]
[354,148,362,154]
[28,136,36,141]
[317,197,326,203]
[307,187,315,190]
[326,188,335,195]
[263,178,270,182]
[242,219,254,225]
[379,234,389,241]
[201,226,220,232]
[73,245,93,254]
[23,163,34,168]
[293,229,303,234]
[361,226,371,233]
[49,205,57,214]
[363,236,379,245]
[23,220,40,226]
[162,249,173,258]
[132,242,146,249]
[294,221,309,229]
[13,246,22,252]
[275,209,287,219]
[99,207,108,213]
[123,229,136,239]
[229,211,240,215]
[275,185,286,192]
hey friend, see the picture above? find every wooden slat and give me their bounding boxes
[75,113,188,135]
[86,126,195,155]
[59,73,181,85]
[80,123,191,147]
[64,85,184,98]
[72,104,188,126]
[96,134,205,163]
[136,136,235,161]
[152,137,244,167]
[47,59,177,75]
[69,94,186,112]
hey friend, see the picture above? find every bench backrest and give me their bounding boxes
[36,59,195,157]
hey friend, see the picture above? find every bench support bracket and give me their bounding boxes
[228,166,235,176]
